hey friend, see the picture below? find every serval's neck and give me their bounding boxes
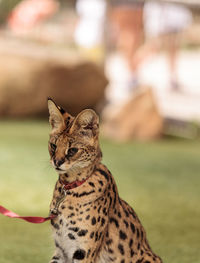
[58,163,97,184]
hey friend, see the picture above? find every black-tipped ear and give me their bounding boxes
[47,97,66,114]
[70,109,99,137]
[47,98,65,132]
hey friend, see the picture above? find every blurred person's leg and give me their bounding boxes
[103,2,144,126]
[142,33,180,92]
[109,2,144,92]
[143,0,193,92]
[165,34,179,91]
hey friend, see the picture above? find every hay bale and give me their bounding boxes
[0,53,108,117]
[102,88,163,141]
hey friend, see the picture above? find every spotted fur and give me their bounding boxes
[47,99,162,263]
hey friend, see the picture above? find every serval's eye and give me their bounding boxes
[66,147,78,158]
[50,143,57,154]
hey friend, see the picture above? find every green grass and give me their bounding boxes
[0,120,199,263]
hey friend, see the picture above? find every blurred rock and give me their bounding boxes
[102,88,163,141]
[0,52,108,117]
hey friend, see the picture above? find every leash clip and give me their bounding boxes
[62,184,67,196]
[50,186,67,217]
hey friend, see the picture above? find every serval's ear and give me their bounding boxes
[70,109,99,138]
[47,98,65,132]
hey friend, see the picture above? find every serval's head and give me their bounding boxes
[47,98,102,175]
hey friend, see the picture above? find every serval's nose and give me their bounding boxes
[54,158,65,167]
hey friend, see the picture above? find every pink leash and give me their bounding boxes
[0,205,56,223]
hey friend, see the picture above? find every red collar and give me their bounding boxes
[60,178,88,190]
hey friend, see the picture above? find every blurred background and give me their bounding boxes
[0,0,200,262]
